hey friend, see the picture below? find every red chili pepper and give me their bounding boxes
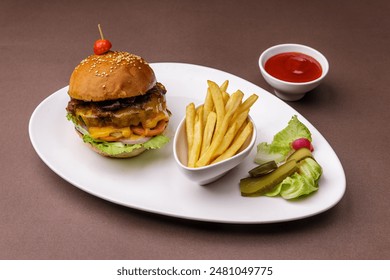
[94,39,112,55]
[93,24,112,55]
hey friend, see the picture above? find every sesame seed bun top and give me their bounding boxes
[68,51,157,101]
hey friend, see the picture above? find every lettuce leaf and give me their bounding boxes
[82,134,170,156]
[255,115,312,163]
[279,173,318,199]
[298,157,322,183]
[254,142,285,165]
[265,157,322,199]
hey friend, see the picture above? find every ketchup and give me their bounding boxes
[265,52,322,83]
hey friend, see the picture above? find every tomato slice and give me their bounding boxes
[131,120,167,137]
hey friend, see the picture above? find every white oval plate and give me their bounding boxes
[29,63,346,224]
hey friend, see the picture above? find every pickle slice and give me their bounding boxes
[248,161,278,177]
[286,148,313,162]
[240,160,298,196]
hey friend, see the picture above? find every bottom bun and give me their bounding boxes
[89,144,146,158]
[76,130,147,158]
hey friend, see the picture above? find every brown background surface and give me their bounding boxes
[1,0,389,259]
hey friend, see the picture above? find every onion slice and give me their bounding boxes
[120,136,151,145]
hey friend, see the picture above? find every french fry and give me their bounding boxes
[231,109,249,132]
[232,94,258,123]
[214,122,238,156]
[187,115,203,168]
[201,111,217,156]
[222,91,230,105]
[196,105,204,126]
[203,89,214,128]
[188,106,204,167]
[219,80,229,92]
[185,103,196,150]
[213,91,244,156]
[225,90,244,120]
[225,90,244,114]
[220,80,230,105]
[224,93,233,112]
[237,94,258,114]
[212,121,253,164]
[207,80,225,135]
[234,118,249,142]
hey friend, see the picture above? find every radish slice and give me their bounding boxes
[291,138,314,152]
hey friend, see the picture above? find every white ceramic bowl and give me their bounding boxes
[259,43,329,101]
[173,116,257,185]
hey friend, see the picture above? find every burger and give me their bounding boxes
[66,51,170,158]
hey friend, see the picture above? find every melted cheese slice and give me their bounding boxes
[89,126,131,141]
[143,112,169,129]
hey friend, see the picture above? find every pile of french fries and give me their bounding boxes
[185,80,258,167]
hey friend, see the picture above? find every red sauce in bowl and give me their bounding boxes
[265,52,322,83]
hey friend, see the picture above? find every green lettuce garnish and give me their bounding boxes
[265,157,322,199]
[66,113,78,124]
[82,134,170,156]
[252,115,322,200]
[255,115,311,164]
[254,143,285,165]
